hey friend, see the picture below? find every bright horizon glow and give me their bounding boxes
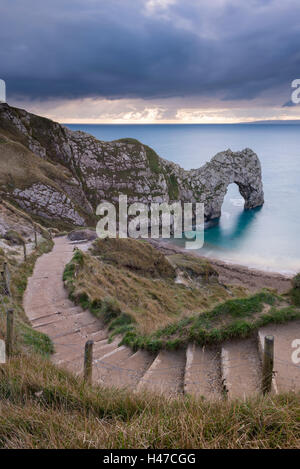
[9,96,300,125]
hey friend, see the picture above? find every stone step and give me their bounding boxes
[89,330,108,342]
[57,356,84,375]
[52,338,112,367]
[52,339,86,364]
[67,312,99,328]
[221,337,261,400]
[31,306,82,323]
[34,314,101,337]
[184,344,222,400]
[137,349,186,395]
[93,340,119,357]
[33,316,68,329]
[258,320,300,393]
[117,350,155,390]
[94,345,133,385]
[26,299,75,320]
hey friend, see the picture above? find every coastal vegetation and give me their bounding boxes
[290,273,300,306]
[63,238,299,352]
[0,104,299,449]
[0,353,300,448]
[63,239,239,350]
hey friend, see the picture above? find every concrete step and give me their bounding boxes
[137,349,186,395]
[26,299,75,320]
[184,344,222,400]
[97,349,154,390]
[52,339,86,364]
[221,337,261,400]
[93,340,119,357]
[94,345,133,385]
[89,330,108,342]
[52,338,111,367]
[31,306,82,323]
[57,356,84,375]
[119,350,155,390]
[258,320,300,393]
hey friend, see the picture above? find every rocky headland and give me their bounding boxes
[0,103,264,228]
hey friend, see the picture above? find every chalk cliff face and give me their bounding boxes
[0,103,264,226]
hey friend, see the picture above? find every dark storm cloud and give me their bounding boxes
[0,0,299,102]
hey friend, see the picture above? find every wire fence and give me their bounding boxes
[2,302,300,392]
[45,334,300,394]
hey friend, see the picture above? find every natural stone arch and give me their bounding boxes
[188,148,264,221]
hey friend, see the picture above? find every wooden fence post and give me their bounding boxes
[3,262,11,296]
[6,309,14,359]
[262,335,274,395]
[34,228,38,249]
[84,340,94,384]
[23,242,27,262]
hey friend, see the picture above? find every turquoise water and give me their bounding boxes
[66,124,300,274]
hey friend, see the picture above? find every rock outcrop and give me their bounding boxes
[0,103,264,226]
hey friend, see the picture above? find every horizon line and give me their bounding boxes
[62,119,300,125]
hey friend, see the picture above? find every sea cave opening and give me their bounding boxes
[221,183,245,223]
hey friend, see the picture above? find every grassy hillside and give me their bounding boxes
[1,232,300,449]
[63,238,299,352]
[63,238,252,350]
[0,129,94,229]
[0,133,70,191]
[0,353,299,449]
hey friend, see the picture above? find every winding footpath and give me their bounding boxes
[24,237,300,399]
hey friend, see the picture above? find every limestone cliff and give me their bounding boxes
[0,103,264,226]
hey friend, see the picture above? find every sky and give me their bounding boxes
[1,0,300,123]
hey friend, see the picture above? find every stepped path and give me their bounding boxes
[24,237,154,387]
[23,237,300,398]
[184,344,221,400]
[259,321,300,394]
[221,338,261,399]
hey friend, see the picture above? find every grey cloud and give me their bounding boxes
[0,0,299,103]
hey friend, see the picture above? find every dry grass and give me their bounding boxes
[0,354,299,449]
[65,241,239,335]
[0,133,71,191]
[91,238,176,279]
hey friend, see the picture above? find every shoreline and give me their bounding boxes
[147,238,292,294]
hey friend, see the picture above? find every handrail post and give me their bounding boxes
[6,309,14,359]
[262,335,274,395]
[84,340,94,384]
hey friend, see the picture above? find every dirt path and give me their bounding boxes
[23,237,108,370]
[23,237,153,384]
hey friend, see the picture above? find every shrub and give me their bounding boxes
[290,273,300,306]
[292,273,300,289]
[4,230,25,245]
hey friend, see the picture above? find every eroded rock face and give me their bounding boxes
[0,103,264,225]
[13,184,85,226]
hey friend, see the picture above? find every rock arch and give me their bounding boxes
[188,148,264,221]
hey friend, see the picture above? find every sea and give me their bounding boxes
[66,123,300,275]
